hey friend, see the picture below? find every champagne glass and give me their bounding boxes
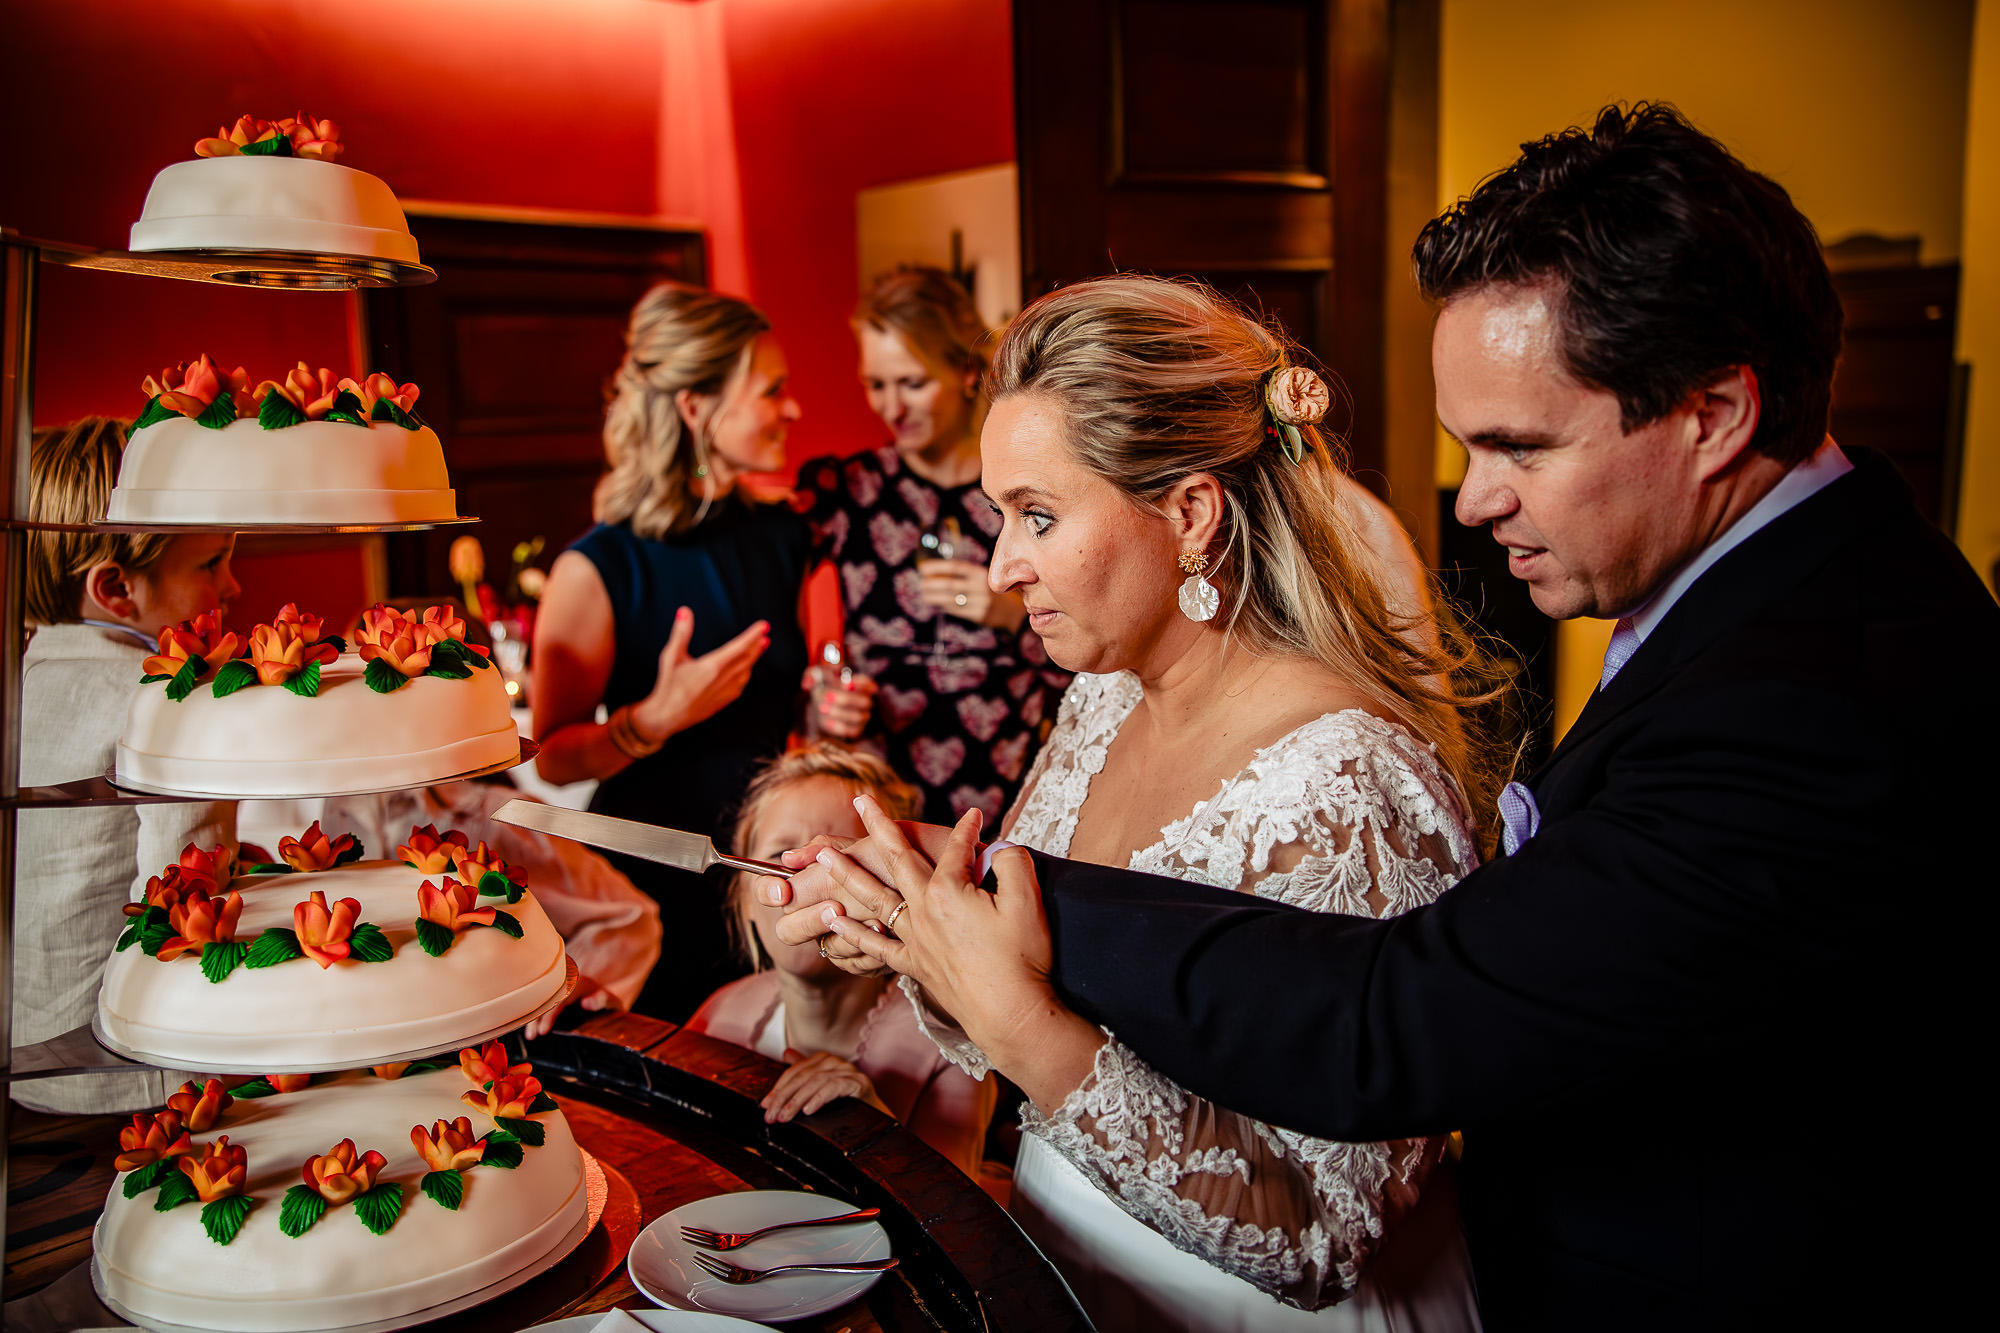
[918,517,962,657]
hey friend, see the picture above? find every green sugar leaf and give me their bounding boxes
[230,1077,278,1099]
[154,1171,199,1212]
[115,921,142,952]
[139,918,177,957]
[240,134,293,157]
[353,1181,404,1236]
[258,390,307,430]
[138,673,172,684]
[202,1193,254,1245]
[122,1159,171,1198]
[200,939,248,985]
[420,1169,465,1211]
[245,928,304,969]
[348,922,393,962]
[478,1135,524,1170]
[334,836,365,865]
[363,657,408,694]
[194,390,237,430]
[209,659,258,699]
[526,1090,559,1115]
[422,655,473,681]
[327,389,368,422]
[493,1117,544,1147]
[241,862,295,875]
[164,655,202,702]
[370,398,423,430]
[487,910,523,940]
[476,870,524,903]
[281,658,322,698]
[132,395,179,433]
[414,918,455,957]
[279,1184,329,1238]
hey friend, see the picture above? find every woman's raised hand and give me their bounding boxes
[809,668,878,740]
[631,607,769,742]
[916,558,1026,632]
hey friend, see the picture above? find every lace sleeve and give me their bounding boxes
[1021,711,1478,1310]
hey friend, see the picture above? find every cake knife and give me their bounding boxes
[491,799,794,878]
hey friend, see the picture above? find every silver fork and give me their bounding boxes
[690,1252,898,1284]
[680,1207,881,1251]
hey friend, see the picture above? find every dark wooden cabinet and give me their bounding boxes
[361,208,706,596]
[1013,0,1392,482]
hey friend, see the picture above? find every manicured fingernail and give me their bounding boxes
[816,848,835,866]
[820,904,839,926]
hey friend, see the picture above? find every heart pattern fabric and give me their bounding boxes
[796,443,1075,825]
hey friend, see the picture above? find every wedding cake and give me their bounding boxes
[115,604,514,797]
[105,353,455,525]
[127,113,420,264]
[94,1061,587,1331]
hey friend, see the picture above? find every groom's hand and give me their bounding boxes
[770,819,959,946]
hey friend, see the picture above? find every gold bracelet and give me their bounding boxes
[607,704,664,759]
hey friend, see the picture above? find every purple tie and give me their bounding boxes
[1599,616,1640,689]
[1497,781,1541,855]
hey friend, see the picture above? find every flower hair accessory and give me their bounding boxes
[1264,366,1330,464]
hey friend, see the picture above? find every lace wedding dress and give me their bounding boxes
[915,671,1484,1332]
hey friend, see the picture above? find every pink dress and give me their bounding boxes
[687,972,997,1181]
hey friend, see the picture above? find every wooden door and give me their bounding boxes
[361,208,706,599]
[1013,0,1391,482]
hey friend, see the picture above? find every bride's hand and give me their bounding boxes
[815,799,1100,1105]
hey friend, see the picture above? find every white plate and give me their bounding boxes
[626,1190,892,1323]
[532,1311,775,1332]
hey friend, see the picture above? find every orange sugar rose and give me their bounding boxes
[115,1111,192,1172]
[450,841,523,894]
[459,1039,531,1088]
[142,610,241,681]
[417,877,495,934]
[398,823,469,874]
[294,889,362,967]
[278,820,356,873]
[461,1071,541,1121]
[247,619,339,687]
[165,1078,232,1134]
[354,604,434,676]
[155,888,244,963]
[345,371,421,417]
[372,1062,414,1080]
[267,1073,313,1093]
[139,354,248,418]
[412,1117,486,1173]
[180,1137,249,1204]
[252,362,344,421]
[302,1138,385,1206]
[128,864,195,917]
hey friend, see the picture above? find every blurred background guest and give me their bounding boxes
[798,267,1070,825]
[532,283,866,1020]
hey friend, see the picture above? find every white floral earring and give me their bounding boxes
[1177,550,1218,622]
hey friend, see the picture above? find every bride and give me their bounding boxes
[788,276,1494,1331]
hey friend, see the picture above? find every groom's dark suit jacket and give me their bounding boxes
[1028,450,1996,1329]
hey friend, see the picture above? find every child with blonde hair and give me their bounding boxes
[13,418,239,1114]
[686,743,995,1180]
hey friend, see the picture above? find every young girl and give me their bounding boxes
[13,417,239,1115]
[685,744,995,1181]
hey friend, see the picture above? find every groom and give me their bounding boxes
[774,105,1997,1328]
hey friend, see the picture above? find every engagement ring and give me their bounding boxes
[817,935,833,960]
[884,901,908,933]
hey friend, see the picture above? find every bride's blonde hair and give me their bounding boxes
[595,282,770,539]
[989,274,1495,833]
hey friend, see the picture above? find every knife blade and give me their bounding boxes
[491,800,794,878]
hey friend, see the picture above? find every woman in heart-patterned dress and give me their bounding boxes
[796,268,1071,825]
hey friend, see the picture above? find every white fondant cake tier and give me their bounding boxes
[107,416,456,524]
[116,650,514,797]
[95,1067,586,1332]
[129,156,421,263]
[97,860,568,1069]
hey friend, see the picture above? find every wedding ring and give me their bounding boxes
[954,593,968,607]
[817,935,833,960]
[884,901,908,933]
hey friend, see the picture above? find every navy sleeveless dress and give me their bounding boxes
[568,499,809,1020]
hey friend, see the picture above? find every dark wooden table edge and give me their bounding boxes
[525,1014,1091,1332]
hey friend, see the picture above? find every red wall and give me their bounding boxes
[722,0,1017,470]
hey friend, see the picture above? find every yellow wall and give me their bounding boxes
[1438,0,1983,737]
[1958,2,2000,592]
